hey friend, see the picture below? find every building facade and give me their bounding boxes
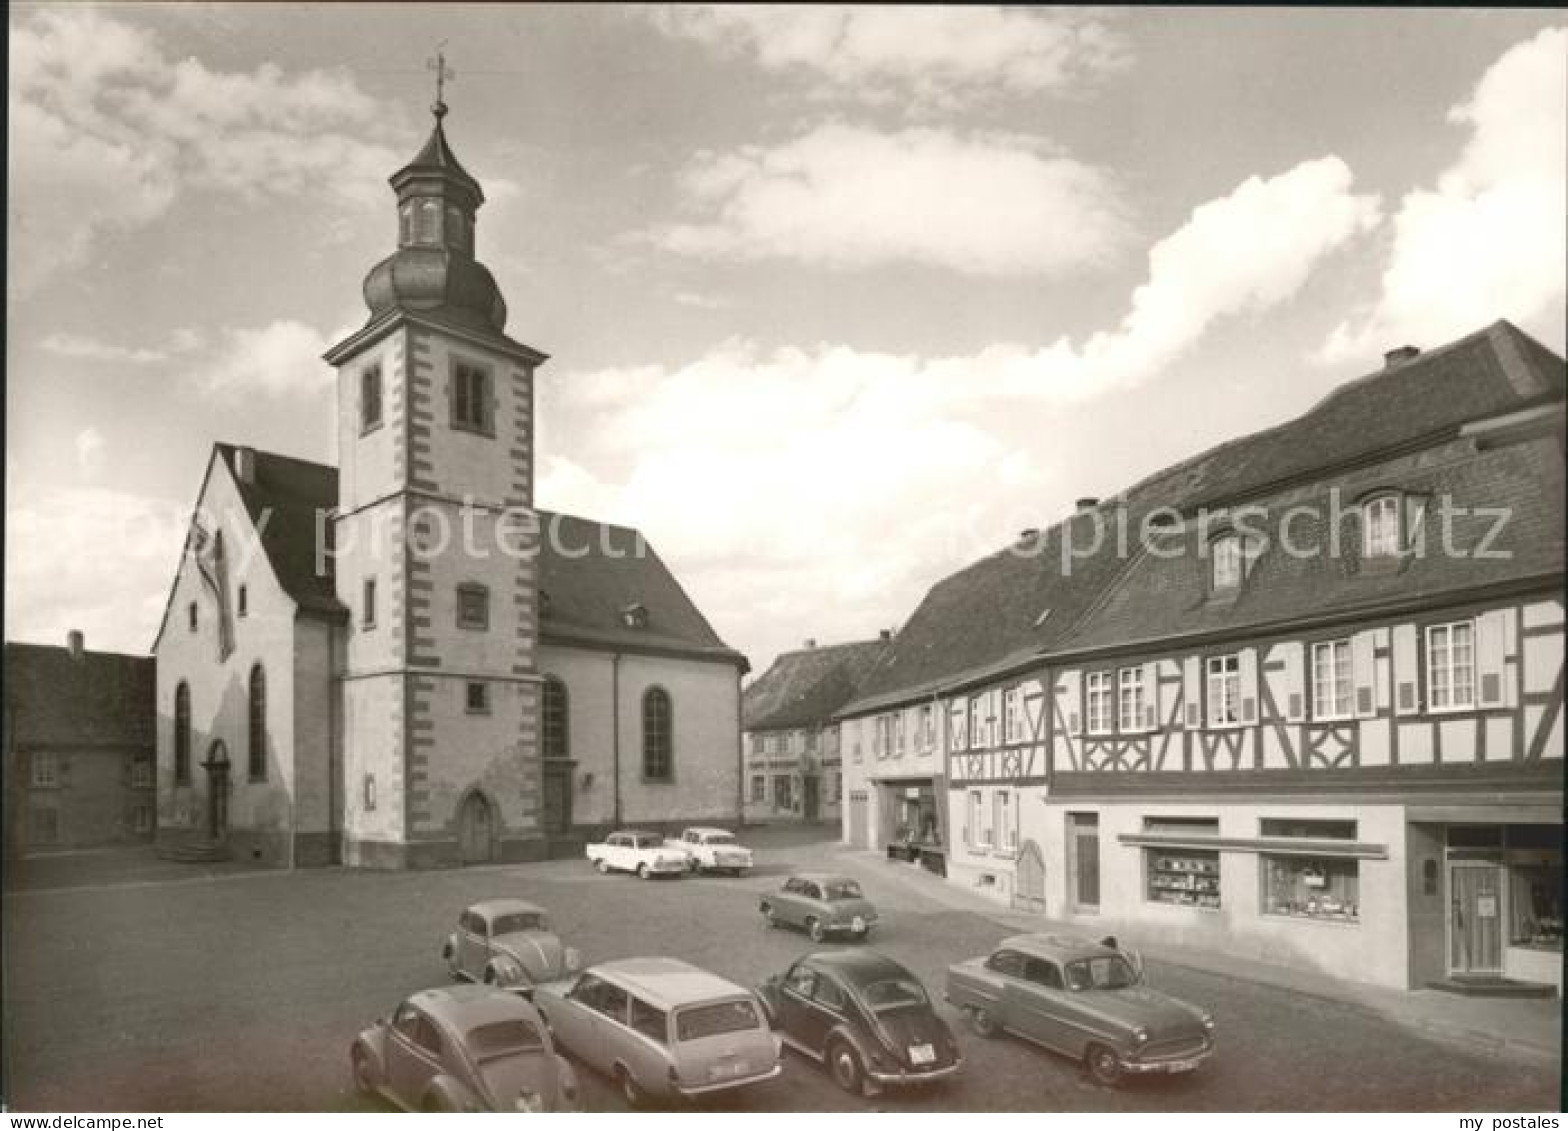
[153,102,746,868]
[839,321,1565,993]
[742,638,885,824]
[4,634,156,856]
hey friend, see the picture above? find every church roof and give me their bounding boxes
[395,119,483,203]
[4,643,155,748]
[839,319,1565,716]
[743,639,888,732]
[196,446,745,668]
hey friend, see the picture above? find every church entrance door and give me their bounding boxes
[457,791,496,864]
[202,741,230,839]
[542,763,573,835]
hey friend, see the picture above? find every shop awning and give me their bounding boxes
[1117,833,1389,859]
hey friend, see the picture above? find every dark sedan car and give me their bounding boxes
[351,985,579,1112]
[757,950,960,1096]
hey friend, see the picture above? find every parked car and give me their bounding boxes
[586,831,689,879]
[944,933,1214,1086]
[350,985,579,1112]
[533,957,782,1107]
[757,949,960,1095]
[665,827,755,875]
[442,898,581,995]
[759,873,878,941]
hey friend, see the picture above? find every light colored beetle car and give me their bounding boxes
[442,899,582,997]
[533,957,783,1107]
[351,985,580,1112]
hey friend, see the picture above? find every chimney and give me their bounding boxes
[66,629,84,660]
[233,446,256,485]
[1074,497,1099,513]
[879,629,893,643]
[803,638,817,650]
[1384,345,1421,369]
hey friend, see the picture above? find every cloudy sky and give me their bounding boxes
[7,5,1565,677]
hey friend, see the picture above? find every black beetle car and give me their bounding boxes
[756,949,960,1095]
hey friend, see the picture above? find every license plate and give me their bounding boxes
[1161,1057,1199,1073]
[909,1043,935,1065]
[709,1061,747,1079]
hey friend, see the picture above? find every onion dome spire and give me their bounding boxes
[360,53,507,334]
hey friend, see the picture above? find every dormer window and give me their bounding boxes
[1362,494,1401,558]
[1210,532,1259,593]
[621,602,648,630]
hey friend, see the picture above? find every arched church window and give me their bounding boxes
[542,677,570,759]
[248,664,267,781]
[642,688,673,781]
[174,682,192,784]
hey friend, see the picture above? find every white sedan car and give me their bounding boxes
[667,827,755,875]
[585,831,688,879]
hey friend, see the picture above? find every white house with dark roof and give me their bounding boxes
[152,101,746,868]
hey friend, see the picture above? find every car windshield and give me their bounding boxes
[491,912,546,935]
[466,1019,544,1061]
[674,999,761,1041]
[858,977,928,1013]
[823,880,862,900]
[1065,956,1139,991]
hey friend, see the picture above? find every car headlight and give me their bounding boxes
[564,946,582,974]
[1201,1013,1215,1032]
[1131,1026,1149,1046]
[514,1090,543,1113]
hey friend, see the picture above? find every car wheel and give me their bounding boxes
[637,863,651,880]
[806,917,826,943]
[595,858,611,875]
[616,1064,648,1109]
[969,1006,999,1039]
[760,902,777,928]
[1085,1043,1122,1088]
[351,1048,377,1097]
[826,1038,864,1095]
[687,857,700,873]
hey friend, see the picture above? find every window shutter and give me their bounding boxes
[1278,641,1306,723]
[1239,649,1259,724]
[1142,661,1160,730]
[1392,624,1420,715]
[1059,672,1081,737]
[1353,631,1377,718]
[1475,610,1508,708]
[1182,656,1201,728]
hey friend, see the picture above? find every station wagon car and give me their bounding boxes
[945,933,1214,1086]
[533,957,782,1107]
[757,950,960,1096]
[351,985,579,1112]
[586,831,689,879]
[442,898,581,995]
[759,873,878,942]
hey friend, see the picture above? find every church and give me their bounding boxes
[152,96,748,869]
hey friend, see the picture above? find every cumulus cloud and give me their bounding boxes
[199,320,335,401]
[1322,27,1567,360]
[39,328,203,364]
[544,157,1379,666]
[7,8,406,291]
[650,123,1131,276]
[4,484,191,653]
[646,5,1128,109]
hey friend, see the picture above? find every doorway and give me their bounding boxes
[1448,861,1504,975]
[202,740,230,839]
[1015,839,1046,912]
[803,777,820,822]
[457,791,496,865]
[542,764,573,836]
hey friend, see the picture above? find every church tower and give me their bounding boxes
[324,86,548,867]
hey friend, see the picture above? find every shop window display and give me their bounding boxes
[1262,856,1359,922]
[1146,849,1220,908]
[1509,860,1563,952]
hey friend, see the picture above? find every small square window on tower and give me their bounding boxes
[451,360,493,434]
[188,601,198,632]
[456,583,489,630]
[360,363,383,433]
[465,681,490,714]
[237,584,248,619]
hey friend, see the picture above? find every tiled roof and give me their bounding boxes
[3,643,155,747]
[217,444,344,617]
[203,446,743,666]
[840,320,1565,712]
[1062,433,1566,651]
[743,639,888,731]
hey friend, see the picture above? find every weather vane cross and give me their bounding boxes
[427,43,454,117]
